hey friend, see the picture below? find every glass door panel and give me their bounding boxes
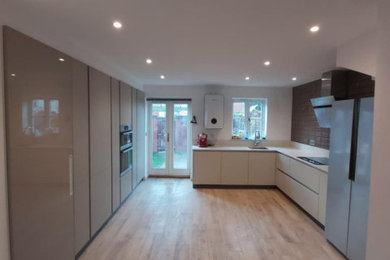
[173,104,189,170]
[151,103,167,170]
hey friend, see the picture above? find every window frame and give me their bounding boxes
[231,98,268,140]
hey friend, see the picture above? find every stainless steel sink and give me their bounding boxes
[248,146,268,149]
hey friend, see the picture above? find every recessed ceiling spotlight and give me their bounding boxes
[245,76,250,81]
[310,25,320,33]
[58,58,65,62]
[10,73,16,77]
[160,75,165,79]
[292,77,297,81]
[146,58,153,64]
[113,21,122,29]
[264,61,271,66]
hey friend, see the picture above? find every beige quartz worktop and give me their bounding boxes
[192,145,328,174]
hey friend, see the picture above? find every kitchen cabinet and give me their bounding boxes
[276,153,290,173]
[72,61,90,253]
[248,152,276,185]
[121,171,133,202]
[221,152,249,184]
[135,90,146,187]
[111,78,121,212]
[4,27,75,260]
[89,68,112,236]
[318,174,328,225]
[120,82,133,126]
[276,170,319,219]
[193,151,221,184]
[290,159,320,193]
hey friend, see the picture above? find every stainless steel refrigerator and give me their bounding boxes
[325,97,374,259]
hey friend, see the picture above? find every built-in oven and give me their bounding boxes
[120,125,133,175]
[120,125,133,151]
[120,146,133,175]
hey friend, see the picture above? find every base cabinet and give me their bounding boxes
[221,152,248,184]
[248,153,276,185]
[121,171,133,202]
[193,151,221,184]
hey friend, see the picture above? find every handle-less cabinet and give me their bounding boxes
[89,68,112,236]
[120,82,133,126]
[4,27,75,260]
[111,78,121,212]
[134,89,146,187]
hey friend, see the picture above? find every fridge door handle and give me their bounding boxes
[349,99,360,181]
[68,154,73,196]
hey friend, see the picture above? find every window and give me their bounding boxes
[232,98,267,140]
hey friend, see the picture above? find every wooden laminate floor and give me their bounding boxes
[80,178,343,260]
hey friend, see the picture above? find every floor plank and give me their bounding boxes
[80,178,343,260]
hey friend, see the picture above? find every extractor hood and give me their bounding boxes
[311,70,347,128]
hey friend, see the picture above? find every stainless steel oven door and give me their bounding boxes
[120,131,132,150]
[120,146,133,175]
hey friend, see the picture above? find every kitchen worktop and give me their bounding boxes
[192,145,329,173]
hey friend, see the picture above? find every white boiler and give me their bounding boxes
[204,94,224,128]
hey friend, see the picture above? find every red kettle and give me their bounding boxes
[198,133,208,147]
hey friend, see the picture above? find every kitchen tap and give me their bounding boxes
[253,130,261,146]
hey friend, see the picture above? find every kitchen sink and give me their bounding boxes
[248,146,268,149]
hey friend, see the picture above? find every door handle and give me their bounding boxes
[167,132,170,142]
[68,154,73,196]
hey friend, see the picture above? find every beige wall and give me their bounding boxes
[366,0,390,259]
[144,85,292,144]
[336,30,379,77]
[0,23,11,260]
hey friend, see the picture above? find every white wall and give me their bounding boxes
[336,30,379,77]
[366,0,390,259]
[0,23,11,260]
[143,85,292,145]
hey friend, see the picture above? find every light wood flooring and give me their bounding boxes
[80,178,343,260]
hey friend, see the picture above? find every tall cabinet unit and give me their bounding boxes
[89,68,112,235]
[111,78,121,212]
[4,27,75,260]
[135,90,146,186]
[72,61,90,253]
[119,82,133,202]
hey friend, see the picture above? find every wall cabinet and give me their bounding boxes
[248,153,276,185]
[221,152,248,184]
[193,151,221,184]
[89,68,112,236]
[111,78,121,212]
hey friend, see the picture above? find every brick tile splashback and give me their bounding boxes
[291,80,330,149]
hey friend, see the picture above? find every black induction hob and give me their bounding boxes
[297,157,329,166]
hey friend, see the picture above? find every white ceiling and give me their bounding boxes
[1,0,378,88]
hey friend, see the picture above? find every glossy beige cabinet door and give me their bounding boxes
[121,171,133,202]
[193,151,221,184]
[318,174,328,225]
[72,61,90,253]
[89,68,112,235]
[4,27,74,260]
[120,82,133,126]
[221,152,249,185]
[248,152,276,185]
[135,90,146,186]
[111,78,120,212]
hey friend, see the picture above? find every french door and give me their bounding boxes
[148,100,191,176]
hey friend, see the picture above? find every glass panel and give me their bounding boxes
[232,102,246,139]
[151,103,167,169]
[173,104,188,169]
[248,101,263,140]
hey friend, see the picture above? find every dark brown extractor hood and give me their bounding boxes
[310,70,348,128]
[311,69,375,128]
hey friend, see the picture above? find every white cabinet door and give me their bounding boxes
[318,174,328,225]
[248,153,276,185]
[193,151,221,184]
[290,159,321,193]
[221,152,249,185]
[276,153,290,173]
[277,170,319,219]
